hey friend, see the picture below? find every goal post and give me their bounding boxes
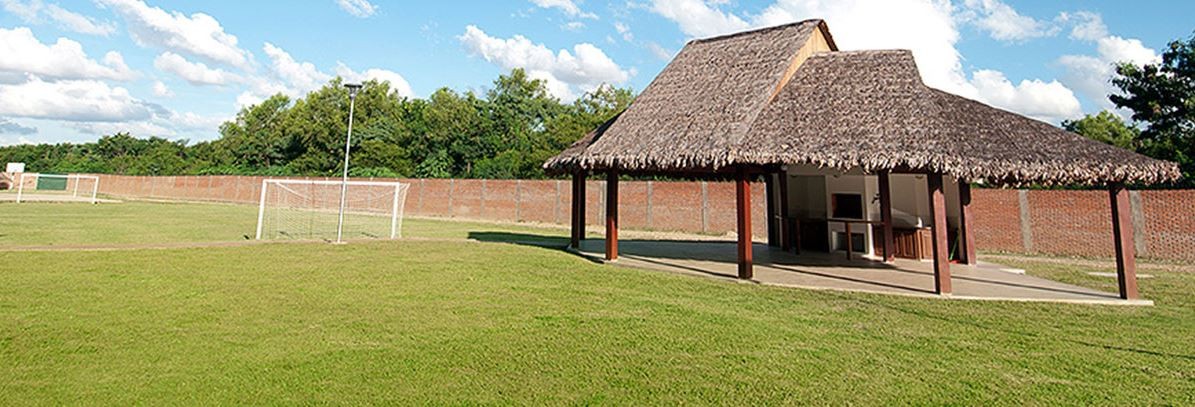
[15,173,100,204]
[255,179,410,242]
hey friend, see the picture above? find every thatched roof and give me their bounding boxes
[545,22,1181,186]
[544,19,833,172]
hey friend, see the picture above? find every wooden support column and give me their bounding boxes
[735,169,754,279]
[570,172,585,249]
[1109,185,1139,300]
[605,170,618,261]
[878,171,895,263]
[927,173,952,295]
[958,181,977,265]
[577,174,586,243]
[765,174,778,247]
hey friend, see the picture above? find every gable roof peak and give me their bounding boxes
[688,19,826,45]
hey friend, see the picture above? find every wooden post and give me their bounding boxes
[578,176,586,242]
[958,181,977,265]
[765,174,778,247]
[605,170,618,261]
[570,172,585,249]
[878,171,895,263]
[735,169,753,279]
[1110,185,1139,300]
[927,173,952,295]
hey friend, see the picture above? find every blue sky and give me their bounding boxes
[1,0,1192,146]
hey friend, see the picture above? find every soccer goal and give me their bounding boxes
[15,173,100,204]
[255,179,410,241]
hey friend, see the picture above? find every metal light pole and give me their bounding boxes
[335,83,363,244]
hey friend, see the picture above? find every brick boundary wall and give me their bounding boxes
[90,174,770,239]
[969,188,1195,261]
[89,174,1195,261]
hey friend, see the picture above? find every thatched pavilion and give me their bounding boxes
[544,20,1180,300]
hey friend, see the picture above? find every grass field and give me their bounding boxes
[2,200,1193,404]
[0,200,574,247]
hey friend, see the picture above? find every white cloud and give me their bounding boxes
[649,0,749,38]
[153,52,242,86]
[0,76,154,122]
[614,21,633,41]
[530,0,597,19]
[254,43,334,104]
[236,43,414,107]
[562,21,586,31]
[1058,32,1160,113]
[0,0,39,20]
[645,42,674,61]
[44,4,118,36]
[97,0,251,69]
[754,0,971,96]
[70,120,172,137]
[0,27,134,81]
[2,0,117,36]
[152,80,173,98]
[959,0,1058,42]
[335,0,377,18]
[0,118,38,135]
[262,42,332,94]
[1059,11,1107,42]
[166,110,228,132]
[64,108,228,140]
[235,82,289,109]
[334,64,415,97]
[651,0,1083,123]
[1097,36,1159,66]
[968,70,1081,122]
[458,25,631,100]
[0,135,36,146]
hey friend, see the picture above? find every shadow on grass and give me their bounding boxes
[467,231,570,249]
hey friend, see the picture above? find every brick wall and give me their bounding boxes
[969,188,1195,261]
[91,174,769,239]
[970,189,1022,253]
[90,174,1195,261]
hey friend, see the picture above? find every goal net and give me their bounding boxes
[16,173,100,204]
[255,179,410,241]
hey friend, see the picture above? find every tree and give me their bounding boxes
[0,69,636,179]
[217,94,292,170]
[1062,111,1140,150]
[1111,32,1195,182]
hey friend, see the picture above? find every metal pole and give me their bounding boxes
[335,85,360,244]
[90,176,99,204]
[16,173,25,203]
[390,183,400,239]
[255,179,268,240]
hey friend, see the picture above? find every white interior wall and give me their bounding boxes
[823,174,871,255]
[780,166,966,257]
[784,173,826,219]
[889,174,929,228]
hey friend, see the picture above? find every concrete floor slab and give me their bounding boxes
[575,239,1148,305]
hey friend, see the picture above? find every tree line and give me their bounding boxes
[0,69,632,180]
[2,31,1192,185]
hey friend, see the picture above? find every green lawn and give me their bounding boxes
[1,201,1193,404]
[0,200,573,247]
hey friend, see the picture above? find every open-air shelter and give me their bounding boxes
[543,20,1180,301]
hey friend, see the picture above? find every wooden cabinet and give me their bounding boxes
[892,227,933,260]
